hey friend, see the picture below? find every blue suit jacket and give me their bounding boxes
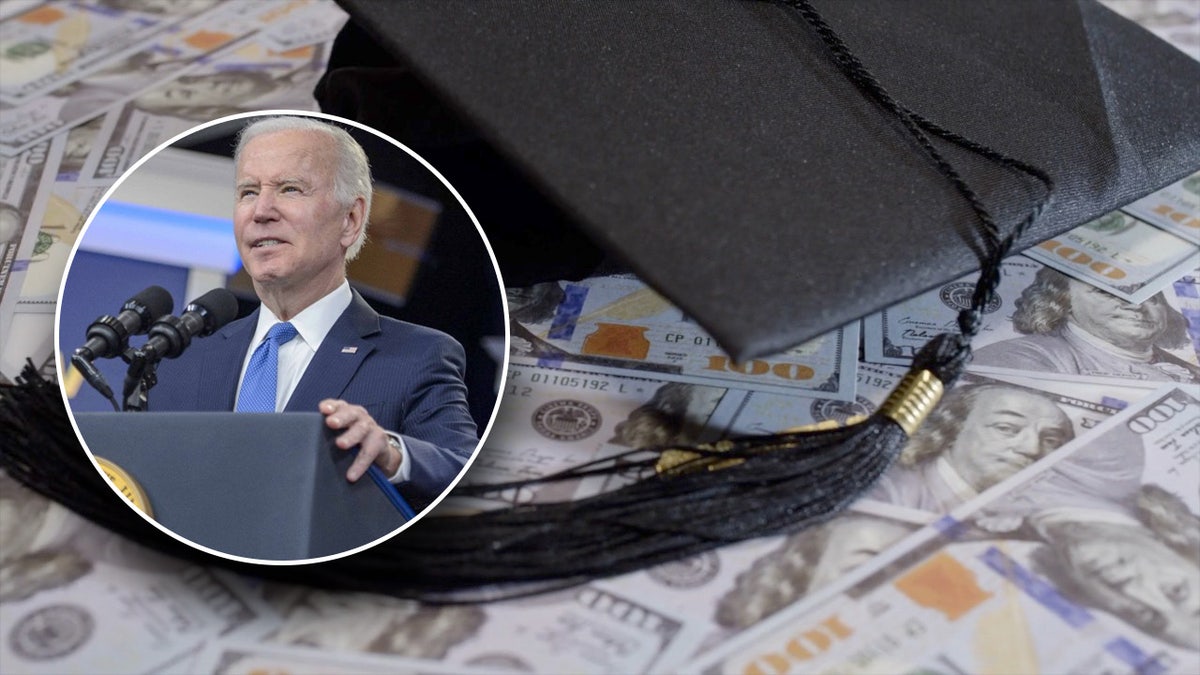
[150,290,478,507]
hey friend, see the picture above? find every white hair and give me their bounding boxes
[234,116,373,260]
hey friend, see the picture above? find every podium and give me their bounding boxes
[74,412,405,561]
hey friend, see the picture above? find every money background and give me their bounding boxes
[1,1,1198,674]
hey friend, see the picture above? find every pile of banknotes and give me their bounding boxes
[1,1,1197,673]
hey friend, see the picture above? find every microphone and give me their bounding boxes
[73,285,174,361]
[72,286,173,410]
[140,288,239,362]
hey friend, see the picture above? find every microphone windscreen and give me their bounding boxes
[187,288,239,334]
[129,285,174,326]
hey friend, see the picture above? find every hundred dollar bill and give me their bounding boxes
[81,37,332,183]
[0,0,318,156]
[1122,171,1200,244]
[56,113,109,182]
[857,371,1148,522]
[509,277,858,401]
[262,583,688,674]
[442,362,745,513]
[1023,210,1199,304]
[694,387,1200,674]
[17,181,103,311]
[0,472,272,675]
[0,134,64,338]
[0,0,220,105]
[862,258,1043,366]
[863,258,1200,386]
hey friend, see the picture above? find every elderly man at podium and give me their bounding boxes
[151,115,478,509]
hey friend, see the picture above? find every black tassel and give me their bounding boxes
[324,338,965,601]
[1,0,1054,602]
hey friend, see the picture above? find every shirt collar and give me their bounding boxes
[253,281,353,352]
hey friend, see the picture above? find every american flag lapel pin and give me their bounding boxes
[341,346,358,354]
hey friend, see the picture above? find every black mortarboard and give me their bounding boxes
[319,0,1200,360]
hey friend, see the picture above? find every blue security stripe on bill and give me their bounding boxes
[547,284,588,340]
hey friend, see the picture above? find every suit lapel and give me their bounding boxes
[285,290,380,412]
[197,309,258,410]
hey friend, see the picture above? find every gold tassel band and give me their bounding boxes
[878,369,944,436]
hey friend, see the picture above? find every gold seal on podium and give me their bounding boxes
[96,457,153,518]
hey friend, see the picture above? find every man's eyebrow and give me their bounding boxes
[987,407,1070,428]
[986,409,1030,420]
[236,177,311,189]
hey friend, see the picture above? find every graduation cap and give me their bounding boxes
[4,0,1199,600]
[317,0,1200,360]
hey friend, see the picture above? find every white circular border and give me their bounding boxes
[55,109,511,566]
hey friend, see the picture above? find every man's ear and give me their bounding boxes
[341,196,366,248]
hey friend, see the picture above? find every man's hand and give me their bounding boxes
[319,399,401,482]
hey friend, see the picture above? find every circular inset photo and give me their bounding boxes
[56,111,508,564]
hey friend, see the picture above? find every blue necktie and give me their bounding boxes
[236,322,298,412]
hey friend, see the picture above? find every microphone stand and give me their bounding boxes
[120,347,159,412]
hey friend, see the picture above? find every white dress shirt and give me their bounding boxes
[234,281,411,482]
